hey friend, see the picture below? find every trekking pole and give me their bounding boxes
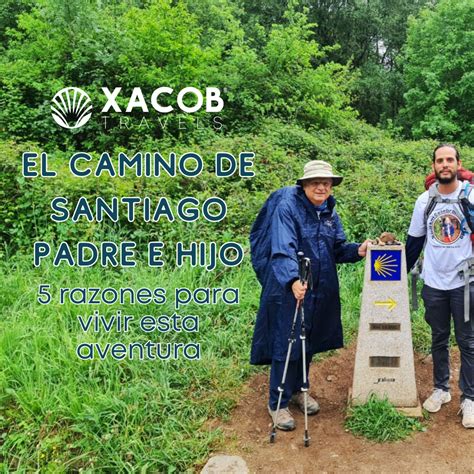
[269,252,312,445]
[410,258,421,311]
[269,299,301,443]
[298,252,311,447]
[300,303,310,447]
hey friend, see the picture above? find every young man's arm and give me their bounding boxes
[406,194,427,271]
[406,235,425,271]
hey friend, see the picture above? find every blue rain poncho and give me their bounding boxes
[250,185,361,365]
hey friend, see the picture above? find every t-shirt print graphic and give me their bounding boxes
[431,212,462,244]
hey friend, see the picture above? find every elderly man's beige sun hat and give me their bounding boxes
[296,160,343,186]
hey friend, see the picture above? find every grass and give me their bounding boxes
[0,253,437,470]
[345,395,425,442]
[339,263,364,343]
[0,255,260,471]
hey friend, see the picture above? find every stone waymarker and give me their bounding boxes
[351,244,421,415]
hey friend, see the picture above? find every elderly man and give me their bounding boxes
[407,143,474,429]
[250,160,369,430]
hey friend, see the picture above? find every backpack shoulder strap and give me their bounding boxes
[424,183,440,224]
[423,182,470,223]
[458,182,474,234]
[459,181,474,200]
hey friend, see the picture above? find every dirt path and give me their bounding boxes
[217,346,474,473]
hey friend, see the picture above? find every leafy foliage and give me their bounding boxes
[238,0,432,126]
[3,123,474,255]
[0,0,357,149]
[0,1,473,470]
[400,0,474,145]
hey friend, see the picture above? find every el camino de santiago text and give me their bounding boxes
[22,151,254,361]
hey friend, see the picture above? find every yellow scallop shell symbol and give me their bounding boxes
[373,254,398,277]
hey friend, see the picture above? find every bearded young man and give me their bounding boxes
[406,144,474,428]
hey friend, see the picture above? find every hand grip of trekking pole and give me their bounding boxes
[297,251,311,285]
[297,251,305,283]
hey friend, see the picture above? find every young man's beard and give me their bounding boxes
[435,170,457,184]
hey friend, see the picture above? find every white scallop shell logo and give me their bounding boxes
[51,87,92,129]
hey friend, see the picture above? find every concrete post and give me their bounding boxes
[351,244,421,415]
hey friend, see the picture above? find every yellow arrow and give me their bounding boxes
[374,298,397,311]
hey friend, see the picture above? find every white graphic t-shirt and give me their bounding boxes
[408,181,474,290]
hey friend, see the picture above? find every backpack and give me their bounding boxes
[424,166,474,190]
[250,188,286,285]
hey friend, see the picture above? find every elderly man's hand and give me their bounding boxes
[358,239,372,258]
[291,280,307,300]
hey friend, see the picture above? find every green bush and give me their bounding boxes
[2,123,474,253]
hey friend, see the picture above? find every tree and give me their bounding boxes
[400,0,474,145]
[0,0,219,149]
[0,0,33,48]
[0,0,356,148]
[237,0,432,126]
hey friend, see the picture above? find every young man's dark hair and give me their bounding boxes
[432,143,460,162]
